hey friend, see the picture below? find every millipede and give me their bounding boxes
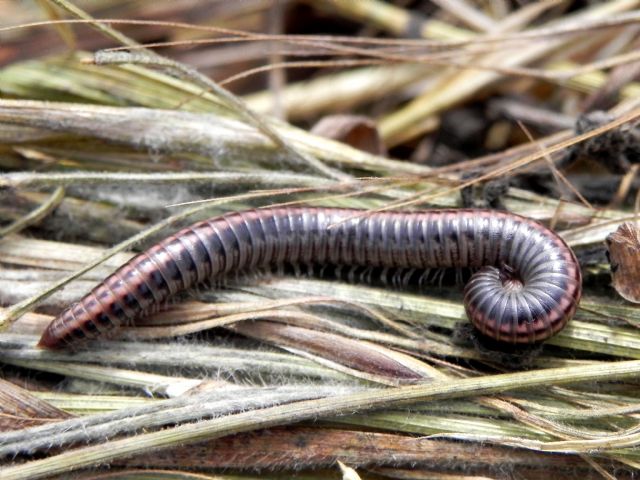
[38,207,582,349]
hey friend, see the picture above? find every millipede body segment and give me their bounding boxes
[38,208,582,348]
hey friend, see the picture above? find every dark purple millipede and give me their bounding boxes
[38,207,582,348]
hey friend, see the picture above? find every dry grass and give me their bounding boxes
[1,1,640,479]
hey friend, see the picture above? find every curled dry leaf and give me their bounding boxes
[311,114,386,156]
[228,320,436,384]
[118,426,608,474]
[606,222,640,303]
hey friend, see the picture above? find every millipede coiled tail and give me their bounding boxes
[38,208,582,348]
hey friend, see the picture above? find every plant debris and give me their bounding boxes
[1,1,640,479]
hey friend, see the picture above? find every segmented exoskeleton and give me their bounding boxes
[39,208,582,348]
